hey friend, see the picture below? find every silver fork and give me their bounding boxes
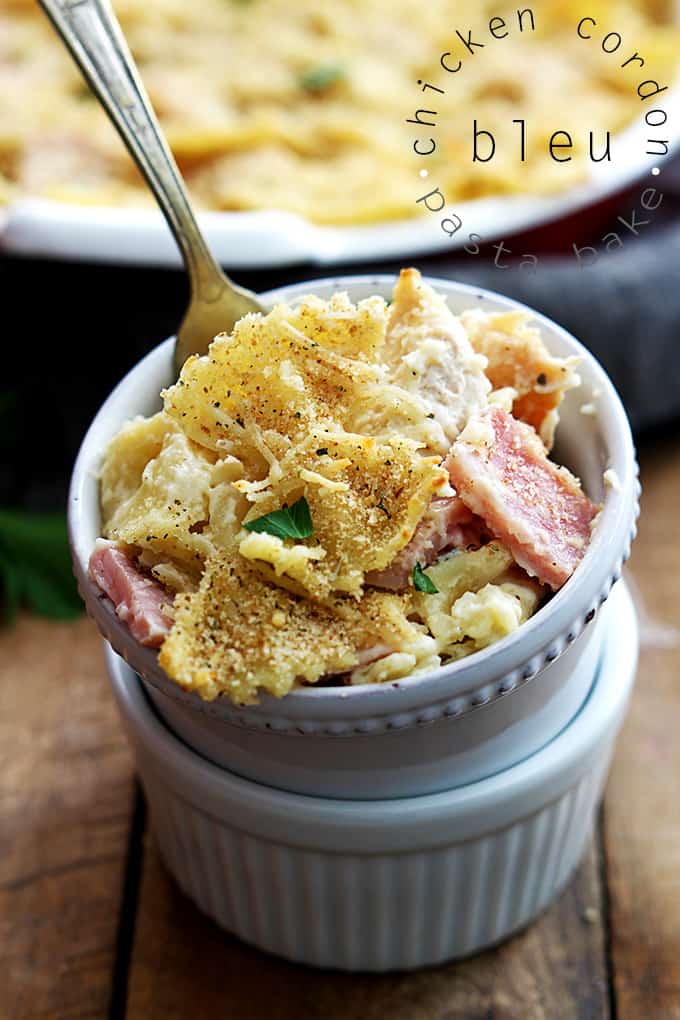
[39,0,266,375]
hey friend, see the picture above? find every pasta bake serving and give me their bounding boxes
[1,0,678,224]
[89,270,599,704]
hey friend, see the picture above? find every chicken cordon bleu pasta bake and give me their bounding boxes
[89,269,598,705]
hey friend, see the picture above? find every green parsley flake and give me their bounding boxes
[243,496,313,540]
[300,64,346,93]
[413,562,439,594]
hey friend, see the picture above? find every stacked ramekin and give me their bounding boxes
[69,277,640,969]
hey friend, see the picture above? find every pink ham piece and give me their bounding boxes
[366,496,487,590]
[89,540,173,647]
[445,406,598,590]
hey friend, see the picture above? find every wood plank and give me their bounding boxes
[0,615,134,1020]
[126,834,609,1019]
[604,435,680,1020]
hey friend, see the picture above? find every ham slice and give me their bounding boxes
[445,407,598,590]
[89,540,173,647]
[366,496,487,590]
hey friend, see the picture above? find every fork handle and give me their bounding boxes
[38,0,226,300]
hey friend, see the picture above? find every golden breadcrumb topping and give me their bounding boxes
[159,541,433,703]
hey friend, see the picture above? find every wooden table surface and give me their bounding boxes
[2,432,680,1020]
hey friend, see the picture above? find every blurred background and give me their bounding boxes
[0,0,679,619]
[2,8,680,1015]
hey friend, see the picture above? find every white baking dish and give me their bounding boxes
[106,580,637,971]
[69,276,639,797]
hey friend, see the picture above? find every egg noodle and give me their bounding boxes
[0,0,677,224]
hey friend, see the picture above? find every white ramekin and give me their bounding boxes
[70,276,639,798]
[106,581,637,972]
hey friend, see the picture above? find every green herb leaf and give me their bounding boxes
[413,562,439,594]
[0,510,83,623]
[243,496,313,540]
[300,64,346,93]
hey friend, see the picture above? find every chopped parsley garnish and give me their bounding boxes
[413,562,439,594]
[300,64,346,93]
[243,496,313,540]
